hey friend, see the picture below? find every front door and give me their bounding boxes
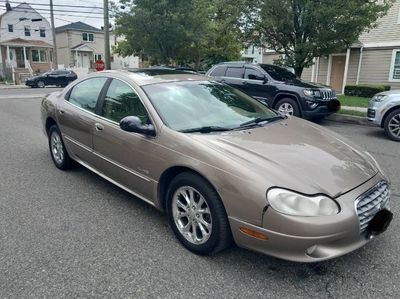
[330,56,346,94]
[8,49,17,68]
[92,78,156,201]
[81,52,91,68]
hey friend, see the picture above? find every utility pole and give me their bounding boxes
[49,0,58,70]
[103,0,111,70]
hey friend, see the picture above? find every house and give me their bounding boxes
[301,0,400,93]
[55,21,139,73]
[0,2,54,83]
[241,45,263,63]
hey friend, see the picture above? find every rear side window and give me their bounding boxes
[226,67,243,78]
[210,66,227,77]
[68,77,107,112]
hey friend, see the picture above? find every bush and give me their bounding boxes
[345,84,391,98]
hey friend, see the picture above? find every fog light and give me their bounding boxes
[306,101,318,109]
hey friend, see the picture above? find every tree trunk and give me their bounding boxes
[294,66,303,78]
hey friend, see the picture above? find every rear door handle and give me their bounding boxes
[95,123,104,131]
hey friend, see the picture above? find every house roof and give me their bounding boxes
[71,43,96,52]
[0,38,53,48]
[55,21,103,34]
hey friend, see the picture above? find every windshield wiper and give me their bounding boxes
[179,126,233,133]
[239,115,285,127]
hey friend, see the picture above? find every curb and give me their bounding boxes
[325,113,375,127]
[0,85,28,90]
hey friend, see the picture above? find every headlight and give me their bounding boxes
[372,95,388,102]
[303,89,321,98]
[267,188,340,216]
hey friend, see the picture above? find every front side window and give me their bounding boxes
[24,26,30,36]
[8,24,13,32]
[390,50,400,81]
[260,64,296,81]
[68,78,108,113]
[244,68,264,80]
[225,67,244,78]
[102,79,149,123]
[143,81,277,132]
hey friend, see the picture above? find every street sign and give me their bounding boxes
[95,60,105,71]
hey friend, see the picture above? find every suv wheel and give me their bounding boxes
[166,172,232,255]
[275,98,300,117]
[384,108,400,142]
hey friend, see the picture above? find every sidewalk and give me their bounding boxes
[341,105,367,113]
[0,84,28,90]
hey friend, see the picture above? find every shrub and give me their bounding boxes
[344,84,391,98]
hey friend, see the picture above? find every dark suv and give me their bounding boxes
[206,62,339,119]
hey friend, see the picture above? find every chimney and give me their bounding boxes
[5,0,12,11]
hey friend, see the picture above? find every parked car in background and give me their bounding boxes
[206,62,340,119]
[41,69,392,262]
[26,70,77,88]
[368,91,400,141]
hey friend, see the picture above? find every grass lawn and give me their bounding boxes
[338,95,369,108]
[337,109,367,117]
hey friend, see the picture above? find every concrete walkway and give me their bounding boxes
[341,105,367,112]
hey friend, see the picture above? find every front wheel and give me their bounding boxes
[384,108,400,142]
[37,80,45,88]
[274,98,301,117]
[167,172,232,255]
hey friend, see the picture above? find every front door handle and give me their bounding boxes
[95,123,104,131]
[58,109,65,115]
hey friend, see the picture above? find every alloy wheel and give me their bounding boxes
[278,102,294,116]
[50,131,64,165]
[172,186,212,245]
[37,81,45,88]
[388,113,400,138]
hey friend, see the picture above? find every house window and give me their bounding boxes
[95,54,102,61]
[31,49,48,62]
[8,24,13,32]
[40,28,46,38]
[24,26,31,36]
[82,32,94,42]
[390,50,400,81]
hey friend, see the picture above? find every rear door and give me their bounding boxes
[91,78,157,201]
[57,77,108,164]
[223,67,245,91]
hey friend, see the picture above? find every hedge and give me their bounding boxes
[344,84,391,98]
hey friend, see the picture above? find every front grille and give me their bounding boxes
[320,89,336,100]
[356,181,390,233]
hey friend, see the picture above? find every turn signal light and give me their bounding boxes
[240,227,269,240]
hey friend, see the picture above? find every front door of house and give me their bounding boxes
[81,53,90,68]
[8,49,17,68]
[330,56,346,94]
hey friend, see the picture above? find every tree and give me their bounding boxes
[113,0,245,69]
[243,0,394,76]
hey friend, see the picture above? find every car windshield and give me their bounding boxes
[142,81,278,132]
[260,65,297,81]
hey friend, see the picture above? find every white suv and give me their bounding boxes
[368,91,400,141]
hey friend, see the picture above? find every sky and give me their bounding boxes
[0,0,119,29]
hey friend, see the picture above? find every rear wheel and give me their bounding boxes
[48,125,73,169]
[166,172,232,255]
[275,98,300,117]
[384,108,400,142]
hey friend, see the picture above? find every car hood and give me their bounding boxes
[276,79,329,89]
[27,75,42,81]
[376,90,400,96]
[187,118,378,198]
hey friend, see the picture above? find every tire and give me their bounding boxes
[37,80,45,88]
[166,172,232,255]
[48,125,73,170]
[274,98,301,117]
[383,108,400,142]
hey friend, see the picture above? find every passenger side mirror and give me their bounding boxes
[120,116,156,136]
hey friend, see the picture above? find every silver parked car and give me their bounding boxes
[368,90,400,141]
[41,69,393,262]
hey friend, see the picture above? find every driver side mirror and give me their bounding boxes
[120,116,156,137]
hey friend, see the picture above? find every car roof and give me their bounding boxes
[91,69,206,86]
[213,62,277,69]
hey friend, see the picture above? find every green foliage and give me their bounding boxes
[113,0,245,69]
[338,95,369,108]
[243,0,394,76]
[345,84,391,98]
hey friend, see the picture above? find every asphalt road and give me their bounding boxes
[0,87,62,100]
[0,97,399,298]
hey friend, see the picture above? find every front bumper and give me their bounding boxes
[229,174,390,262]
[25,81,35,87]
[302,99,339,119]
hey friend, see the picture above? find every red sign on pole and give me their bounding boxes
[95,60,105,71]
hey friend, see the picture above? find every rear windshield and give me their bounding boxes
[260,65,296,81]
